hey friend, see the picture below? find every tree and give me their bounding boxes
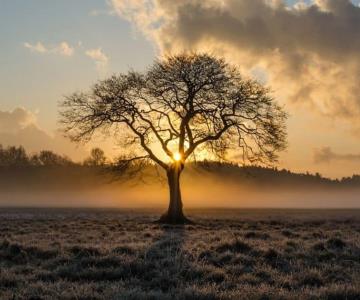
[0,145,29,167]
[59,53,287,224]
[83,148,107,166]
[30,150,73,166]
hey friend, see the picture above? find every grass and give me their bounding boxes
[0,208,359,299]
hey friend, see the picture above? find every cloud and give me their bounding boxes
[111,0,360,135]
[314,147,360,163]
[55,42,74,56]
[24,41,74,56]
[85,48,109,72]
[24,42,47,53]
[0,107,86,160]
[0,107,37,133]
[24,41,113,73]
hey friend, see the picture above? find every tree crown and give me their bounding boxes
[60,53,287,171]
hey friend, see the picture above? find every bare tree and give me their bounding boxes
[59,53,287,224]
[0,145,29,167]
[31,150,73,167]
[84,148,107,166]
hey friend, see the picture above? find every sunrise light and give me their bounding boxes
[173,152,182,161]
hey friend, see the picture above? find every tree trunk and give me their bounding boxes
[158,163,191,224]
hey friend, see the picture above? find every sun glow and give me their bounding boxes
[173,152,182,161]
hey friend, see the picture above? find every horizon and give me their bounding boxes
[1,143,360,209]
[1,143,360,180]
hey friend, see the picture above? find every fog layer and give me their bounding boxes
[1,166,359,208]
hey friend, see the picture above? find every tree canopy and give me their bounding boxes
[60,53,286,169]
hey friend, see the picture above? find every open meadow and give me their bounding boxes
[0,208,359,300]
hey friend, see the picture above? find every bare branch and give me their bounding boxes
[59,53,287,172]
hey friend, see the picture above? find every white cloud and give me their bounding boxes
[85,48,109,72]
[23,39,110,73]
[24,41,74,57]
[54,42,74,56]
[24,42,47,53]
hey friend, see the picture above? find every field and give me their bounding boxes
[0,208,359,300]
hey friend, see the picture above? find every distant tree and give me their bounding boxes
[83,148,107,166]
[341,174,360,186]
[60,53,287,223]
[0,145,29,167]
[31,150,72,166]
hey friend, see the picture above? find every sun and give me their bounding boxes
[173,152,182,161]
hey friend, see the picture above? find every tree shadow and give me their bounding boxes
[139,224,194,293]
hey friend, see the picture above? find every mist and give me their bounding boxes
[1,166,359,209]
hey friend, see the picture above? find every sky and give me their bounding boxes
[1,0,360,179]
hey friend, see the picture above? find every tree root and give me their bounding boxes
[155,213,194,225]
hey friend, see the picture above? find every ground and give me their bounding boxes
[0,208,359,300]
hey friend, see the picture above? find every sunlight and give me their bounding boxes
[173,152,182,161]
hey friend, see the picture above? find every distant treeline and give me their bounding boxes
[194,160,360,188]
[0,145,106,167]
[0,145,111,191]
[0,144,359,188]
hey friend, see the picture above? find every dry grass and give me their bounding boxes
[0,208,359,299]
